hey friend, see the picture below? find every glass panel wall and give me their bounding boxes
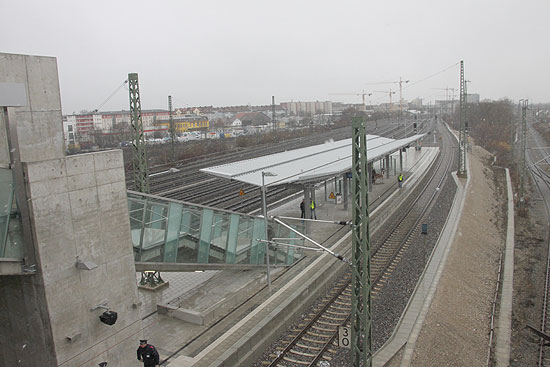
[0,168,24,258]
[128,191,304,266]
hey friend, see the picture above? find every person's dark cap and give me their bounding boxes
[139,339,147,343]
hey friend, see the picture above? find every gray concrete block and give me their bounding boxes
[105,255,142,321]
[28,176,68,199]
[14,109,64,162]
[25,158,66,184]
[79,264,108,306]
[72,216,104,264]
[39,235,78,284]
[30,192,73,242]
[66,153,95,176]
[22,55,62,112]
[98,216,134,260]
[0,53,27,84]
[96,167,125,186]
[97,182,127,212]
[94,150,123,171]
[67,171,97,192]
[68,186,100,220]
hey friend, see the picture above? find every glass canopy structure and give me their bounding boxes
[128,191,305,269]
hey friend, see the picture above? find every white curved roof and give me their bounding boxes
[200,134,425,187]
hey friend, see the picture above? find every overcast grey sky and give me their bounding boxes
[2,0,549,114]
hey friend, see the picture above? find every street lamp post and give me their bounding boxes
[261,171,277,291]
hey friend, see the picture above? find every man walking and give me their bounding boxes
[300,199,305,218]
[398,173,404,188]
[137,340,160,367]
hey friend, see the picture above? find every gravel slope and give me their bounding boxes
[407,144,507,366]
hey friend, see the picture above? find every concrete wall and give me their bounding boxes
[1,53,143,367]
[0,53,65,162]
[24,150,143,366]
[0,276,58,366]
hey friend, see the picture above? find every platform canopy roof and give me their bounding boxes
[200,134,425,187]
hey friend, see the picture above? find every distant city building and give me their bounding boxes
[234,112,271,126]
[282,101,333,116]
[434,100,459,115]
[62,116,77,149]
[154,114,209,133]
[63,109,170,146]
[409,98,423,109]
[466,93,480,104]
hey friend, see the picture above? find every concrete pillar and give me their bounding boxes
[368,162,373,192]
[0,53,142,367]
[303,188,310,219]
[399,149,403,172]
[385,155,390,178]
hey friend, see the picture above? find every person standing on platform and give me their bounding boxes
[137,340,160,367]
[300,199,305,218]
[398,173,404,188]
[310,200,317,219]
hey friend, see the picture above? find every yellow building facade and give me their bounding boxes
[155,114,209,132]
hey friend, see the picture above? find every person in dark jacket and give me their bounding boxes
[300,199,305,218]
[137,340,160,367]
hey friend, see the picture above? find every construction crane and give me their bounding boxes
[329,91,372,111]
[431,87,456,101]
[373,89,396,112]
[366,77,409,116]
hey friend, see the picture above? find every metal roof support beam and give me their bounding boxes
[343,172,349,210]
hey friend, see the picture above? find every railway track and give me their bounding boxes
[525,122,550,367]
[125,120,424,214]
[259,121,455,366]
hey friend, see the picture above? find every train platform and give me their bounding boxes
[136,146,440,366]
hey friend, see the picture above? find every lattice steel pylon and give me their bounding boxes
[351,116,372,367]
[272,95,276,132]
[519,99,528,208]
[457,60,467,177]
[169,95,176,161]
[128,73,150,193]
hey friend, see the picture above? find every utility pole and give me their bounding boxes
[457,61,467,177]
[169,95,175,161]
[272,96,276,132]
[128,73,150,193]
[519,99,528,209]
[398,77,409,120]
[351,116,372,367]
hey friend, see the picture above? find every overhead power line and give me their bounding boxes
[93,79,129,113]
